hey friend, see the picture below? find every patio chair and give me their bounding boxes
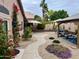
[64,30,69,39]
[67,34,77,44]
[59,29,65,37]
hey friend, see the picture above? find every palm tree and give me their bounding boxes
[40,0,45,17]
[40,0,48,21]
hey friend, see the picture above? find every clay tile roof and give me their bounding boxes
[25,12,34,20]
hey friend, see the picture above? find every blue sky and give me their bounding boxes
[22,0,79,16]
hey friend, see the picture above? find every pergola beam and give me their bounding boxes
[77,23,79,48]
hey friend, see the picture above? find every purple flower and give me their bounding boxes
[46,45,72,59]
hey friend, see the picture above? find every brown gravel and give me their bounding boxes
[18,36,37,49]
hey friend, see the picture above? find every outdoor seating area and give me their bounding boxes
[58,29,77,44]
[55,14,79,48]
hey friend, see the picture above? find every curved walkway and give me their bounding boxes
[22,33,47,59]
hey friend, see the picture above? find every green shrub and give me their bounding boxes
[0,23,12,59]
[37,24,45,30]
[53,40,60,43]
[49,37,55,40]
[23,27,32,40]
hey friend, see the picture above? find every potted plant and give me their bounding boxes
[7,39,20,57]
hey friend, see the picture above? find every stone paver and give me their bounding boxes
[22,33,47,59]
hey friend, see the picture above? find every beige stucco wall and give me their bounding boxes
[0,0,24,39]
[45,24,53,30]
[60,22,78,32]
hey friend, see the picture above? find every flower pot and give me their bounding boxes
[8,49,20,56]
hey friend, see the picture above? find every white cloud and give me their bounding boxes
[21,0,27,4]
[25,9,31,12]
[22,0,39,5]
[31,1,38,5]
[22,0,79,16]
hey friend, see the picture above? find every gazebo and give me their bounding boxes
[55,14,79,48]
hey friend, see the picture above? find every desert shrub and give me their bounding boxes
[23,26,32,40]
[49,37,55,40]
[53,40,60,43]
[37,24,45,30]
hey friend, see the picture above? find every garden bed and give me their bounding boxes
[46,44,72,59]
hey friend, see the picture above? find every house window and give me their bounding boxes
[0,4,9,15]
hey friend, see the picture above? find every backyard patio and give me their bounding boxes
[0,0,79,59]
[15,32,79,59]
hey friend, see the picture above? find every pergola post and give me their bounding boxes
[57,23,60,37]
[77,23,79,48]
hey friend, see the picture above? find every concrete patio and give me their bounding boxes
[15,32,79,59]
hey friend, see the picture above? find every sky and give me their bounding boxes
[22,0,79,16]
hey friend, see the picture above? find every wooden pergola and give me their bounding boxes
[55,14,79,48]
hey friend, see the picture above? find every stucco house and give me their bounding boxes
[25,12,41,31]
[0,0,27,40]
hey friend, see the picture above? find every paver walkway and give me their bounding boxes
[22,33,47,59]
